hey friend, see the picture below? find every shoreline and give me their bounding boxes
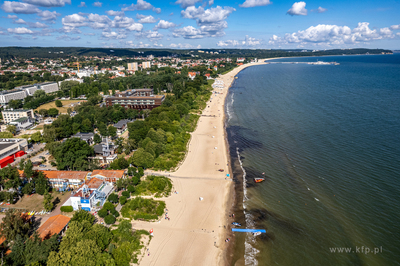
[135,60,270,266]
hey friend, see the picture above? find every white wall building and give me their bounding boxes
[142,61,151,69]
[128,62,138,71]
[2,109,35,124]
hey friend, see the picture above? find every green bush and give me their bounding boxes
[71,209,95,224]
[127,185,135,193]
[120,196,127,205]
[108,193,119,203]
[60,206,73,212]
[121,191,130,198]
[111,209,120,217]
[104,215,116,225]
[103,201,115,211]
[98,208,108,218]
[120,197,165,221]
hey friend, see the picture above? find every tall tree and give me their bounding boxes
[43,190,53,212]
[0,210,30,245]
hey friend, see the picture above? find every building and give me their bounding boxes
[39,170,90,190]
[0,82,59,105]
[69,177,114,211]
[237,58,245,62]
[114,119,131,135]
[9,116,33,131]
[105,89,165,111]
[127,62,138,71]
[188,72,197,80]
[37,82,59,94]
[2,109,35,124]
[91,138,118,164]
[36,214,71,240]
[0,139,28,168]
[91,170,125,183]
[0,89,27,105]
[142,61,151,69]
[72,132,94,145]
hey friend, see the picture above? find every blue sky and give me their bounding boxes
[0,0,399,49]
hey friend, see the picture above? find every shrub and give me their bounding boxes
[108,193,119,203]
[120,196,127,205]
[121,191,130,198]
[127,185,135,193]
[60,206,73,212]
[98,208,108,218]
[111,209,120,217]
[103,201,115,211]
[104,215,116,225]
[71,209,95,224]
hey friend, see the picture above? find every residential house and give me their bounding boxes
[36,214,71,240]
[114,119,131,135]
[72,132,94,145]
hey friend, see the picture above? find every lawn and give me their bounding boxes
[34,100,86,114]
[2,191,71,212]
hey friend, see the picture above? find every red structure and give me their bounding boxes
[14,151,25,158]
[0,156,14,168]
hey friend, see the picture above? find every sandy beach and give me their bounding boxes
[136,60,269,266]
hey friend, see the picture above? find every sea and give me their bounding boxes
[225,54,400,266]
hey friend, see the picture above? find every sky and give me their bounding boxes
[0,0,399,50]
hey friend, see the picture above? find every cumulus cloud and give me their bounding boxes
[287,2,307,16]
[209,0,214,5]
[390,24,400,30]
[154,20,176,30]
[8,27,34,34]
[170,43,193,48]
[269,22,396,46]
[78,2,86,7]
[217,35,261,47]
[137,14,157,23]
[313,6,327,13]
[1,1,40,14]
[102,31,127,39]
[57,34,80,41]
[153,7,161,13]
[176,5,235,38]
[62,13,87,27]
[175,0,202,9]
[22,0,71,7]
[136,30,163,40]
[14,18,26,24]
[7,14,18,19]
[239,0,271,8]
[93,1,102,7]
[38,10,60,21]
[28,22,48,28]
[122,0,157,11]
[106,10,124,16]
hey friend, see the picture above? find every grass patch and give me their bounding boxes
[120,197,165,221]
[133,175,172,198]
[34,100,86,114]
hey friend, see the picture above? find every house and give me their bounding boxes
[39,170,90,191]
[36,214,71,240]
[91,138,118,164]
[91,169,125,183]
[9,117,33,131]
[72,132,94,145]
[205,73,212,80]
[188,72,196,80]
[114,119,131,135]
[213,66,218,71]
[69,177,114,211]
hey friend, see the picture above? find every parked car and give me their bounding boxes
[39,164,46,167]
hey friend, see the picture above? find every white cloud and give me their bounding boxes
[112,15,143,31]
[154,20,176,30]
[1,1,40,14]
[38,10,61,21]
[217,35,261,47]
[137,14,157,23]
[14,18,26,24]
[84,32,95,35]
[122,0,155,11]
[315,6,327,13]
[208,0,214,5]
[22,0,71,7]
[287,2,307,16]
[57,34,80,41]
[269,22,396,46]
[390,24,400,30]
[62,13,87,27]
[170,43,193,48]
[93,1,102,7]
[175,0,201,9]
[177,5,235,38]
[28,22,48,28]
[136,30,163,40]
[153,7,161,13]
[78,2,86,7]
[8,27,34,34]
[240,0,271,8]
[7,14,18,19]
[87,13,111,29]
[106,10,124,16]
[102,31,126,39]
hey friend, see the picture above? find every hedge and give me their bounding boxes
[60,206,73,212]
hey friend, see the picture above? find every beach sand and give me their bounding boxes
[135,60,269,266]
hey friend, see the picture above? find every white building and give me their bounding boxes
[37,82,59,94]
[0,89,27,105]
[127,62,138,71]
[2,109,35,124]
[142,61,151,69]
[0,138,28,168]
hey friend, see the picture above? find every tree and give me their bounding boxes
[98,208,108,218]
[33,90,45,98]
[129,148,154,168]
[53,138,95,170]
[55,100,62,107]
[30,131,42,143]
[94,133,102,144]
[119,196,127,205]
[107,193,119,203]
[108,126,117,138]
[47,108,59,117]
[24,159,34,179]
[67,107,73,115]
[8,99,23,109]
[43,190,53,212]
[0,210,30,244]
[6,124,17,135]
[38,109,48,117]
[97,122,108,137]
[71,209,95,224]
[104,215,116,225]
[34,172,50,195]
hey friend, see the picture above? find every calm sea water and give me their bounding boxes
[226,54,400,266]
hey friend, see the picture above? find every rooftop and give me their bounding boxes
[39,170,89,180]
[92,169,125,179]
[36,214,71,239]
[114,119,131,129]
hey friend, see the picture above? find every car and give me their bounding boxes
[39,164,46,167]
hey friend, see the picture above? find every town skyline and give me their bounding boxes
[1,0,400,50]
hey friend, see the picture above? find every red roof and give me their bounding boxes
[91,170,125,180]
[36,214,71,239]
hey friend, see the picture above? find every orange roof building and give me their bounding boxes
[91,170,125,183]
[36,214,71,240]
[39,170,90,191]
